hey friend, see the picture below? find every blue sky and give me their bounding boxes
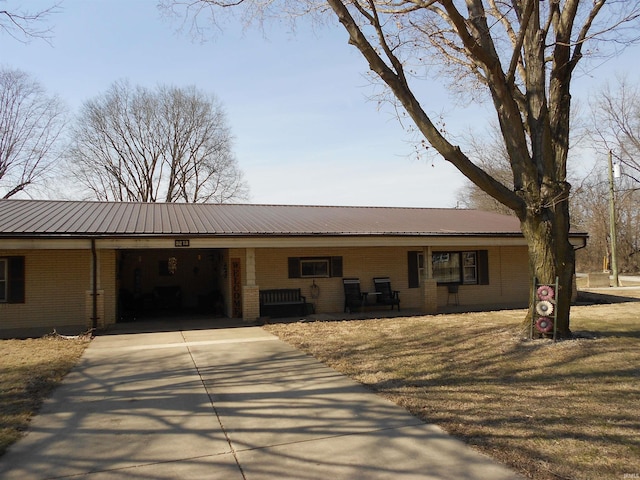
[2,0,638,207]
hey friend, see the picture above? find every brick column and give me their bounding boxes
[242,285,260,322]
[421,279,438,314]
[242,248,260,322]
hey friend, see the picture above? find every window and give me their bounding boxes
[432,250,488,285]
[300,258,330,277]
[432,252,460,283]
[288,257,343,278]
[0,259,6,302]
[408,250,489,287]
[0,256,25,303]
[463,252,478,284]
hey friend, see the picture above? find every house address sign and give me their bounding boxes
[175,239,190,247]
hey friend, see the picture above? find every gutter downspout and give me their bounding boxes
[91,239,98,331]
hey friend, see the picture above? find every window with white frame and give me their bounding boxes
[288,256,343,279]
[432,251,480,284]
[462,251,478,284]
[417,252,425,282]
[300,258,330,278]
[408,250,488,288]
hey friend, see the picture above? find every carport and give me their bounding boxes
[117,248,226,321]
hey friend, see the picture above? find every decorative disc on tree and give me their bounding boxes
[535,317,554,334]
[535,300,554,316]
[536,285,555,301]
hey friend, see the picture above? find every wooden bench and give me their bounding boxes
[259,289,308,318]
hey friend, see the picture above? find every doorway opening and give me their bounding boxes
[117,248,227,322]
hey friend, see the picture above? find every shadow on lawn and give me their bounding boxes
[347,321,640,480]
[575,290,640,305]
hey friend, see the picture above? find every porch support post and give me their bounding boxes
[242,248,260,322]
[86,240,104,331]
[421,246,437,314]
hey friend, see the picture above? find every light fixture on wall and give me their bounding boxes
[168,257,178,275]
[310,279,320,299]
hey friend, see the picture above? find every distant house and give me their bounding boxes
[0,200,587,338]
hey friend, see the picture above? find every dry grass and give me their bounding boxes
[0,335,89,456]
[265,294,640,480]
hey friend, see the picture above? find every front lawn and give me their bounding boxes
[0,335,89,456]
[265,300,640,480]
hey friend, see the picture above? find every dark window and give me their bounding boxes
[159,260,170,276]
[301,258,329,277]
[288,257,343,278]
[407,250,489,286]
[433,252,461,283]
[1,256,25,304]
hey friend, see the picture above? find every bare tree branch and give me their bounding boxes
[0,1,61,44]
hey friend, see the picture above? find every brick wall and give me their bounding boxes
[433,246,530,308]
[0,249,117,338]
[253,245,530,314]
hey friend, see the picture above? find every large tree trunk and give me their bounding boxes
[325,0,582,339]
[519,196,575,339]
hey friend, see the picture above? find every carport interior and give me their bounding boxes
[117,248,226,321]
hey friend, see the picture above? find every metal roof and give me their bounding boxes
[0,199,527,238]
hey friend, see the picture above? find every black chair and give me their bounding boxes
[343,278,365,313]
[373,277,401,310]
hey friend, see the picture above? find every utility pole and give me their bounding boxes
[608,150,620,287]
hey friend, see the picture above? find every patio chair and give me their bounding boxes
[343,278,366,313]
[373,277,401,310]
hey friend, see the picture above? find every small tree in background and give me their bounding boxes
[589,76,640,185]
[68,80,249,203]
[572,76,640,274]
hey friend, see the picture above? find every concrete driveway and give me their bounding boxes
[0,321,521,479]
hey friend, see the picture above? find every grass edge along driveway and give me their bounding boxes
[0,335,89,456]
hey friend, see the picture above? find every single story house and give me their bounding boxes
[0,199,587,338]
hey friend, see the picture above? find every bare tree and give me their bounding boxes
[572,168,640,274]
[0,1,60,43]
[577,76,640,275]
[164,1,640,337]
[68,81,249,203]
[0,67,67,199]
[589,75,640,185]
